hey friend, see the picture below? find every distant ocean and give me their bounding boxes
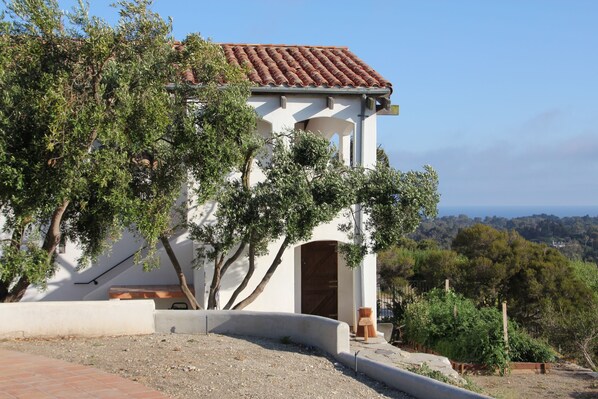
[438,205,598,219]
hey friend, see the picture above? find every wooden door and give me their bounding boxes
[301,241,338,319]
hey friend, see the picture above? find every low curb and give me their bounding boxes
[335,351,492,399]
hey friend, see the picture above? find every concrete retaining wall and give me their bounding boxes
[1,301,489,399]
[155,309,350,355]
[0,300,155,338]
[335,352,491,399]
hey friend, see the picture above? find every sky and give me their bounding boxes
[4,0,598,208]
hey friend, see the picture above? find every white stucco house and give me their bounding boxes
[21,43,396,329]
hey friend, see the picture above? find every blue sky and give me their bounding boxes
[6,1,598,207]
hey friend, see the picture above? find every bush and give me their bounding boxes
[509,329,555,363]
[403,289,556,373]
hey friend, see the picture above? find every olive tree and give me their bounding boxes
[0,0,256,304]
[193,130,439,309]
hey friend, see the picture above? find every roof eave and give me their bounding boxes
[249,86,392,97]
[167,83,392,99]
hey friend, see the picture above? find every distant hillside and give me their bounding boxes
[412,214,598,263]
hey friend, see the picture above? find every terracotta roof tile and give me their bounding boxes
[219,44,391,91]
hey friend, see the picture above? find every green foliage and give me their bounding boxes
[382,224,595,369]
[541,303,598,370]
[356,164,439,254]
[342,163,439,266]
[509,329,555,364]
[193,130,356,308]
[450,224,592,330]
[0,228,53,288]
[377,246,415,289]
[338,242,368,269]
[413,214,598,264]
[193,130,439,308]
[413,249,466,285]
[408,363,455,385]
[195,130,353,259]
[376,145,390,168]
[570,260,598,298]
[539,261,598,370]
[403,289,556,373]
[408,362,483,393]
[0,0,256,300]
[376,245,466,293]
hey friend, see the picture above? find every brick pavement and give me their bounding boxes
[0,349,169,399]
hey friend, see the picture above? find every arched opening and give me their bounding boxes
[329,133,340,161]
[294,117,354,166]
[257,118,273,139]
[301,241,338,319]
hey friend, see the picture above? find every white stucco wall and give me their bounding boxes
[21,230,194,302]
[0,300,155,338]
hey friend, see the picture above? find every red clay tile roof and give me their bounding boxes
[220,44,391,91]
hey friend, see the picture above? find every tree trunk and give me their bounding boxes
[0,224,27,302]
[160,235,202,310]
[233,237,290,310]
[3,276,30,302]
[1,201,70,303]
[579,337,597,371]
[0,280,10,302]
[42,199,70,253]
[224,242,255,310]
[207,242,246,309]
[207,255,224,309]
[219,242,247,280]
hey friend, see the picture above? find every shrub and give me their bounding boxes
[509,329,555,363]
[403,289,556,373]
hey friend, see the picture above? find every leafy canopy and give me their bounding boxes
[0,0,256,300]
[193,129,439,309]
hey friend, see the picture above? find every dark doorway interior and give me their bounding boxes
[301,241,338,319]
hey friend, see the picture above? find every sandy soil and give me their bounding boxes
[467,363,598,399]
[2,333,596,398]
[0,333,413,399]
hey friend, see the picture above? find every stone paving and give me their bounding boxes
[0,349,169,399]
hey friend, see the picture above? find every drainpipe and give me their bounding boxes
[359,94,367,310]
[351,94,368,326]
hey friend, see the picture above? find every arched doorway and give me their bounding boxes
[301,241,338,319]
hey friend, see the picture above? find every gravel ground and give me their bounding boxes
[0,333,414,399]
[467,363,598,399]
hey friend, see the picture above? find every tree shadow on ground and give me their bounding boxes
[223,334,414,399]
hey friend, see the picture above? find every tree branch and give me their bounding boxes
[233,237,290,310]
[224,241,255,310]
[207,253,224,309]
[42,199,70,254]
[219,241,247,279]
